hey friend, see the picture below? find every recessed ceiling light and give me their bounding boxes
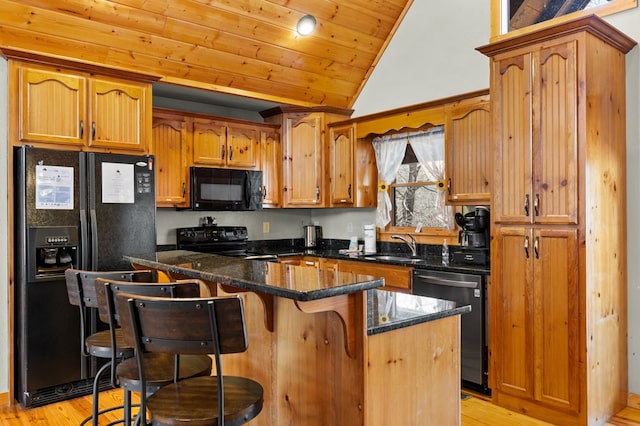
[296,15,316,36]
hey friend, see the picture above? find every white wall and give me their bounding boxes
[352,0,491,116]
[157,209,313,244]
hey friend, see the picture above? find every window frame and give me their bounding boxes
[490,0,637,41]
[374,127,459,245]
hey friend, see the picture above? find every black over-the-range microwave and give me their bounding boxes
[190,167,263,211]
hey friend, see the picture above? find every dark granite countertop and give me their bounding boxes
[125,250,471,334]
[251,247,490,275]
[366,289,471,335]
[124,250,384,301]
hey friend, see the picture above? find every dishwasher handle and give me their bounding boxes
[414,274,479,289]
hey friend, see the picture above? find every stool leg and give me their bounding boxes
[124,389,131,426]
[81,360,111,426]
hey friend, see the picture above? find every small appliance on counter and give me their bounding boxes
[453,207,490,265]
[363,224,376,254]
[304,225,322,248]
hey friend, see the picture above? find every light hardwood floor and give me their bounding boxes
[1,389,640,425]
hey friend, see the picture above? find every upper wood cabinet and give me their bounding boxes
[478,15,635,425]
[192,118,260,169]
[152,108,280,207]
[12,61,151,153]
[329,124,355,207]
[152,111,190,208]
[444,94,492,205]
[262,107,352,208]
[260,128,282,208]
[491,41,578,226]
[283,112,325,207]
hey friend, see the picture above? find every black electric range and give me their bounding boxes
[176,226,276,260]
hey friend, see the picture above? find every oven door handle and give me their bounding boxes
[414,275,478,288]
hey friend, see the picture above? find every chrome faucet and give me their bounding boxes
[391,234,417,257]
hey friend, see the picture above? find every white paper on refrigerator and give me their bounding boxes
[35,164,74,210]
[102,162,135,204]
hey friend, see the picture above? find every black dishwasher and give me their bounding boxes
[412,269,489,394]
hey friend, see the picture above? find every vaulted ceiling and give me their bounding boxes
[0,0,414,109]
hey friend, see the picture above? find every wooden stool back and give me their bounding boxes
[118,293,263,426]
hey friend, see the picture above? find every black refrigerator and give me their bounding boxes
[14,146,157,407]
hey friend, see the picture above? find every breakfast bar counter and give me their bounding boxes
[125,250,469,425]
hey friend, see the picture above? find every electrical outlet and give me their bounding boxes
[263,222,270,233]
[347,222,353,233]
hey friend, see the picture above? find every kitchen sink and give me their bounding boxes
[363,254,425,264]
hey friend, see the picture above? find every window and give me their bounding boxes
[372,126,455,236]
[491,0,637,39]
[392,144,448,228]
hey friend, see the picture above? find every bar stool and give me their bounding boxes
[64,268,157,426]
[116,292,264,426]
[94,278,215,424]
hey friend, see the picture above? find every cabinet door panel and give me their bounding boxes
[493,54,533,224]
[153,116,189,207]
[261,130,281,207]
[492,226,534,399]
[89,77,146,151]
[533,42,578,224]
[19,66,86,145]
[192,119,226,166]
[330,125,355,206]
[533,228,579,412]
[283,115,323,206]
[446,100,491,204]
[227,124,259,169]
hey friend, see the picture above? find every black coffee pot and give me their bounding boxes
[456,207,490,248]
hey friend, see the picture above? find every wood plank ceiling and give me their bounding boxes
[0,0,414,109]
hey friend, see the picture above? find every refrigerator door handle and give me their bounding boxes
[80,208,90,269]
[90,208,99,270]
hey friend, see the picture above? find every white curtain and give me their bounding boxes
[372,136,407,228]
[409,129,455,230]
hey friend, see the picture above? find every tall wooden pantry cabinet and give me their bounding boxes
[478,15,635,426]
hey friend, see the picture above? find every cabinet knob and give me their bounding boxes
[524,235,530,258]
[524,194,530,216]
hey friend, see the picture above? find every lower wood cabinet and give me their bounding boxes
[491,226,580,419]
[277,257,412,293]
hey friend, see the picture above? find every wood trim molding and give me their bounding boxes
[2,49,161,83]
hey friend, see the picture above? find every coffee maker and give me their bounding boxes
[453,207,490,265]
